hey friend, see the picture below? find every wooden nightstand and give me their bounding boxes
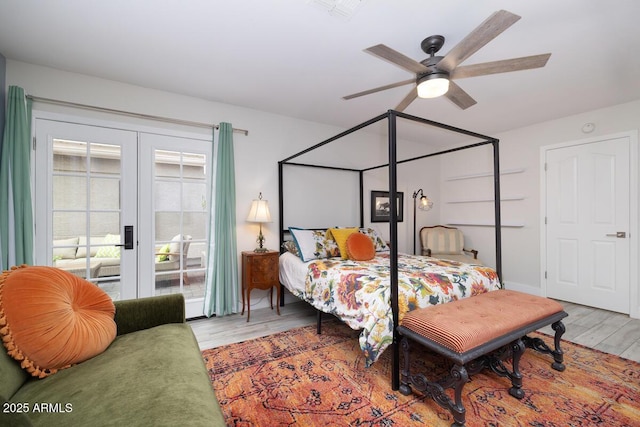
[241,250,280,322]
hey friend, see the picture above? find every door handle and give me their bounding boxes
[605,231,626,238]
[115,225,135,249]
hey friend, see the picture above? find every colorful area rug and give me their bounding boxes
[203,320,640,426]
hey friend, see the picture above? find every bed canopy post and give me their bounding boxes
[387,110,401,391]
[493,140,503,283]
[278,161,284,250]
[359,170,364,227]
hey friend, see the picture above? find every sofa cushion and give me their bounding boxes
[0,266,116,378]
[0,341,29,402]
[95,233,121,258]
[52,237,78,261]
[76,236,104,258]
[11,323,224,426]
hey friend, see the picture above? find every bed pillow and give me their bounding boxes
[289,228,340,262]
[328,227,359,259]
[0,265,116,378]
[346,232,376,261]
[359,228,389,252]
[281,240,301,258]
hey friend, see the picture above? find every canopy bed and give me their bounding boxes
[278,110,503,390]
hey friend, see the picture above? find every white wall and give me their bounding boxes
[441,99,640,317]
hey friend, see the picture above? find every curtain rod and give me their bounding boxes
[26,95,249,136]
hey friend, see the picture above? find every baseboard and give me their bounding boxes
[502,281,544,296]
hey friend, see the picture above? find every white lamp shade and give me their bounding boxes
[246,199,272,223]
[417,77,449,98]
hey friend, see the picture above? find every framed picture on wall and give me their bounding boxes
[371,190,404,222]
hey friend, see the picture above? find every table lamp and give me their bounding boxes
[246,192,272,252]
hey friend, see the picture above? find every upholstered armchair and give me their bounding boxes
[419,225,481,264]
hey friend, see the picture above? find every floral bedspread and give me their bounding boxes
[292,253,501,366]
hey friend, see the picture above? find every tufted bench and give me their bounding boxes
[397,289,568,427]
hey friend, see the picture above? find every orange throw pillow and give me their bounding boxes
[0,265,116,378]
[346,232,376,261]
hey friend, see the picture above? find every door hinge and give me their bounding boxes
[544,271,547,279]
[545,216,547,225]
[32,136,36,150]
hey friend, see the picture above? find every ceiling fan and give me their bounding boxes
[343,10,551,111]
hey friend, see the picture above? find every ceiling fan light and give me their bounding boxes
[417,74,449,98]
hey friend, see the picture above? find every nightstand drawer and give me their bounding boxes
[248,255,278,285]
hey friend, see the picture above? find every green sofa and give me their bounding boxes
[0,294,225,426]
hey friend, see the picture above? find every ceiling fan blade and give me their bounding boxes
[395,88,418,112]
[437,10,521,73]
[343,79,415,100]
[451,53,551,79]
[445,81,477,110]
[365,44,428,74]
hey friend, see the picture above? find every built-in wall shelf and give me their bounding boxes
[445,221,525,228]
[445,168,525,181]
[446,195,525,204]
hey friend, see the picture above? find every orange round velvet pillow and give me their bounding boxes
[346,232,376,261]
[0,265,116,378]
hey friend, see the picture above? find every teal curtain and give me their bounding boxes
[0,86,34,270]
[204,122,238,317]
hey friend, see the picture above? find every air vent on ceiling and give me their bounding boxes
[309,0,366,19]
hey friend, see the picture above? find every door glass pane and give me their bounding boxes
[51,139,123,300]
[153,149,207,300]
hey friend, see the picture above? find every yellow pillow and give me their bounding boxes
[329,228,359,259]
[155,244,171,262]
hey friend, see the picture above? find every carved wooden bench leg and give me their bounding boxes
[399,336,468,427]
[486,338,526,399]
[522,319,566,371]
[396,289,569,427]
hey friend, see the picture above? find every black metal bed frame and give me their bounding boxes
[277,109,502,390]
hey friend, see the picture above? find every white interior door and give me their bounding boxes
[34,118,138,300]
[545,136,630,313]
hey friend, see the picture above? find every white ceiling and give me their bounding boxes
[1,0,639,139]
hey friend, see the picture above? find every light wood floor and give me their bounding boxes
[189,299,640,363]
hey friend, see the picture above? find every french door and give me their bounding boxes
[34,117,212,318]
[139,132,211,318]
[35,119,139,300]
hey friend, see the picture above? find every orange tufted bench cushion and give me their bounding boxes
[400,289,564,354]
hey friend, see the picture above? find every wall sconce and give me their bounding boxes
[412,189,434,255]
[246,192,272,252]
